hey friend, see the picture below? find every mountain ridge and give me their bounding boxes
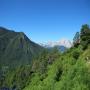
[40,39,72,48]
[0,27,43,67]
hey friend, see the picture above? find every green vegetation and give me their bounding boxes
[73,32,80,47]
[0,27,43,67]
[80,24,90,50]
[0,24,90,90]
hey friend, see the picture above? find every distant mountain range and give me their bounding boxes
[40,39,72,52]
[40,39,72,48]
[0,27,43,67]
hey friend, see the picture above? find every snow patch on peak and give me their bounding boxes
[40,39,72,48]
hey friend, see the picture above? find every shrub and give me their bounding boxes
[72,50,80,60]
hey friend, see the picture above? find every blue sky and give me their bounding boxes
[0,0,90,43]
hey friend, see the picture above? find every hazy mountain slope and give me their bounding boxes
[0,27,43,67]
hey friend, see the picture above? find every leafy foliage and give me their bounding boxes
[72,49,80,59]
[80,24,90,50]
[73,32,80,47]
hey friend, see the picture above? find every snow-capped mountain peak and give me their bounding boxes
[58,39,72,48]
[40,39,72,48]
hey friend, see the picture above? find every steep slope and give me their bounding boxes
[23,46,90,90]
[0,27,43,67]
[1,45,90,90]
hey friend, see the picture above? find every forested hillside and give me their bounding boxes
[0,24,90,90]
[0,27,43,67]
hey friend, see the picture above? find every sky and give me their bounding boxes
[0,0,90,43]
